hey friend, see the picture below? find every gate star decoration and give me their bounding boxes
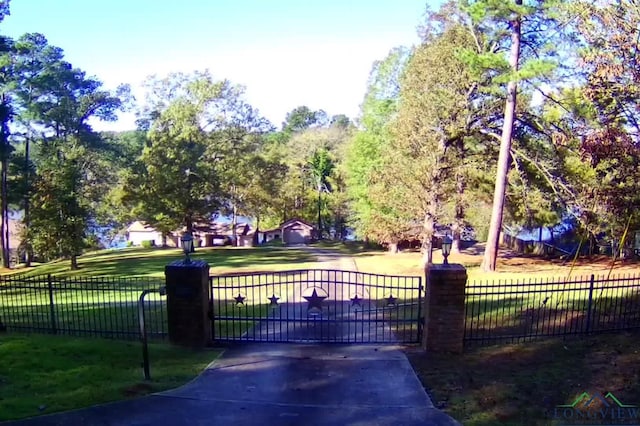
[268,294,280,306]
[234,293,246,306]
[350,294,363,308]
[304,288,327,310]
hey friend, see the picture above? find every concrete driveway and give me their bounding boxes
[5,343,459,426]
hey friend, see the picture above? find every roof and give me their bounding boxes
[261,228,282,234]
[281,218,316,230]
[192,222,254,236]
[126,221,157,233]
[127,220,254,236]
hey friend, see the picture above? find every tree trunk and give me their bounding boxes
[421,192,438,267]
[452,173,465,254]
[24,137,32,267]
[482,1,522,272]
[232,204,238,247]
[1,153,8,268]
[185,218,195,252]
[0,93,9,269]
[452,226,461,254]
[253,214,260,246]
[388,242,399,254]
[70,254,79,270]
[317,186,322,239]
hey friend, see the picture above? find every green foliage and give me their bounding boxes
[124,72,242,232]
[282,105,328,134]
[345,47,410,243]
[141,240,154,248]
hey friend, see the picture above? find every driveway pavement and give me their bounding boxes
[5,343,459,426]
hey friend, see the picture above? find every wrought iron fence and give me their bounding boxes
[464,274,640,347]
[0,274,168,340]
[209,269,423,344]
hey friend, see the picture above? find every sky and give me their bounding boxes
[1,0,436,131]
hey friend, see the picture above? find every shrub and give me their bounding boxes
[141,240,155,248]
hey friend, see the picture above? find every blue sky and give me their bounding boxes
[2,0,436,130]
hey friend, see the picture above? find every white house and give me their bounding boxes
[126,221,167,247]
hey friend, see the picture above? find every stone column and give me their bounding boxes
[422,263,467,353]
[165,260,210,348]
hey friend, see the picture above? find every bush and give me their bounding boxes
[141,240,155,248]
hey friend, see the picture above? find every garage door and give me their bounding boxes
[284,227,306,244]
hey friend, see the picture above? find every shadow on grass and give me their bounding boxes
[407,330,640,426]
[464,283,640,347]
[9,247,321,278]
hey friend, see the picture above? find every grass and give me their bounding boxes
[0,333,220,422]
[406,331,640,426]
[3,246,319,279]
[310,239,385,255]
[350,244,640,282]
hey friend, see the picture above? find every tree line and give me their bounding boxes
[346,0,640,270]
[0,2,354,269]
[2,0,639,271]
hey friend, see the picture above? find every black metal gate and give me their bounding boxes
[209,269,423,344]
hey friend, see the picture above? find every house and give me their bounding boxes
[194,222,254,247]
[126,220,255,248]
[126,221,168,247]
[260,219,317,245]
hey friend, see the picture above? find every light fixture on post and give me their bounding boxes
[181,232,194,265]
[442,234,452,265]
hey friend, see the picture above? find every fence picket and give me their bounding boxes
[0,274,167,341]
[464,273,640,348]
[47,274,57,335]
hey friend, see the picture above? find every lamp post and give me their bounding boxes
[181,232,194,264]
[442,234,452,265]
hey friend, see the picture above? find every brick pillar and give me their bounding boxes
[165,260,210,348]
[422,263,467,353]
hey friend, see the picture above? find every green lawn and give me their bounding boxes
[4,246,319,278]
[407,330,640,426]
[349,245,640,282]
[0,246,321,342]
[0,333,221,422]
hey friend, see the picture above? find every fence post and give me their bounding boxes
[47,274,57,335]
[165,260,210,347]
[422,264,467,353]
[585,274,595,334]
